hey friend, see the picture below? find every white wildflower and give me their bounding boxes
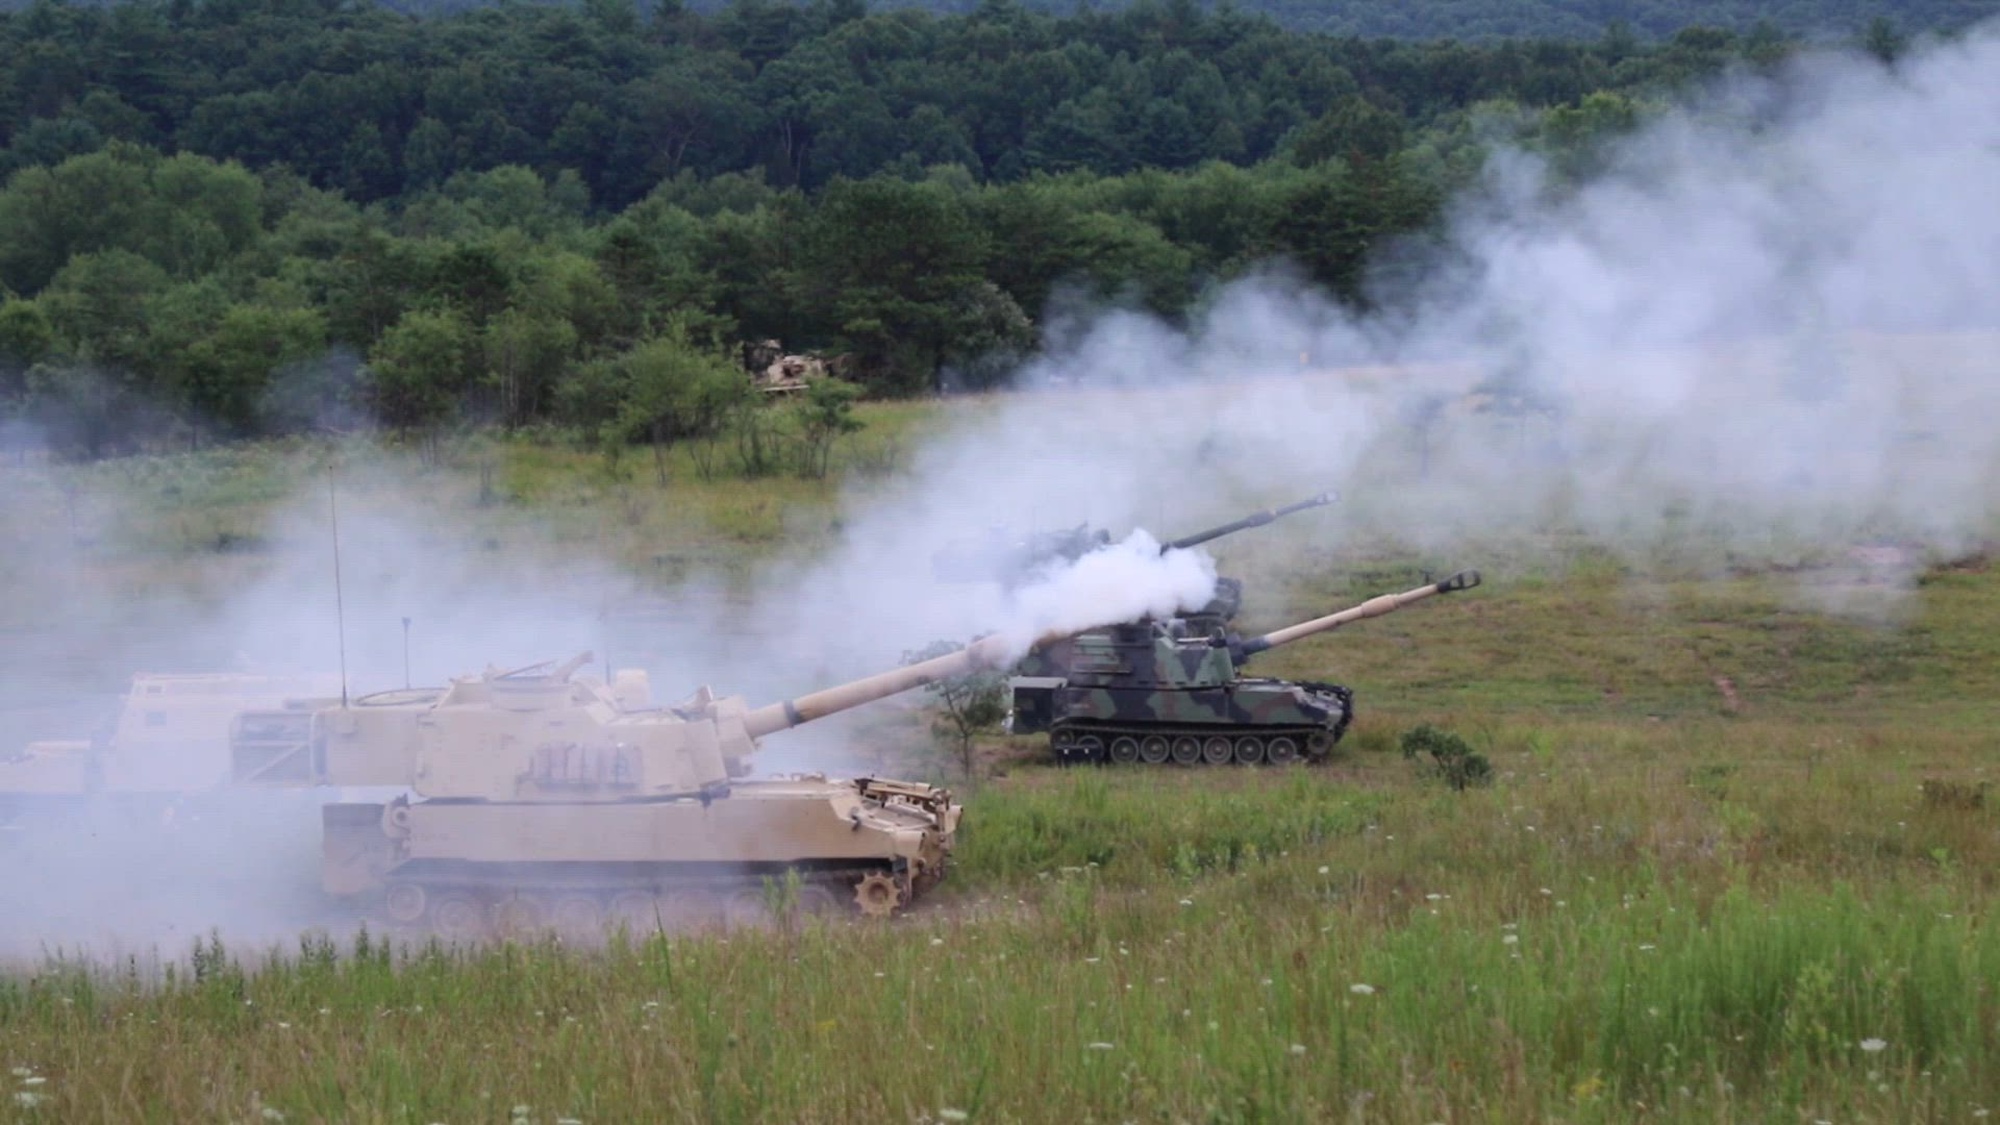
[19,1078,45,1087]
[8,1069,29,1079]
[13,1092,43,1109]
[1425,893,1443,901]
[1289,1044,1307,1056]
[1638,944,1656,952]
[261,1109,286,1122]
[1349,984,1375,995]
[1317,866,1330,875]
[939,1111,969,1123]
[1178,899,1194,907]
[1502,934,1519,945]
[1086,1042,1115,1051]
[557,1118,583,1124]
[1538,888,1552,896]
[1860,1038,1889,1052]
[930,938,944,947]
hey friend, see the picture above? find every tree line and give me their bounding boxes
[0,0,1916,459]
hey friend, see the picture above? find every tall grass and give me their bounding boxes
[5,725,1997,1121]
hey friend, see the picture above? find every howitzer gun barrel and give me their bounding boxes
[1238,570,1481,656]
[744,630,1042,738]
[1162,491,1336,553]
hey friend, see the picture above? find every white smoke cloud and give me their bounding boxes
[1002,532,1218,650]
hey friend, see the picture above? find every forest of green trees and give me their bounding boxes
[0,0,1956,458]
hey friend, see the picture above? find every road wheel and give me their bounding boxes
[1202,736,1234,765]
[383,882,426,925]
[1139,735,1171,764]
[1234,736,1267,765]
[724,887,773,930]
[1170,736,1201,765]
[1074,734,1106,763]
[607,892,664,937]
[1267,736,1301,765]
[430,892,489,944]
[796,884,843,917]
[1108,736,1141,765]
[674,889,728,931]
[493,894,551,940]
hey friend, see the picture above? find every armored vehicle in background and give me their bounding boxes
[225,633,1081,940]
[0,673,336,828]
[929,492,1336,597]
[1011,571,1482,767]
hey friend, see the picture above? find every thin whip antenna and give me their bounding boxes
[329,462,350,709]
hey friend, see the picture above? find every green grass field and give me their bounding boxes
[2,400,1998,1123]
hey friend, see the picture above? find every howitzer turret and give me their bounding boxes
[1011,571,1482,767]
[226,630,1071,940]
[929,491,1336,589]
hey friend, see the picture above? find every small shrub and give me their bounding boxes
[1399,723,1493,791]
[1919,778,1988,811]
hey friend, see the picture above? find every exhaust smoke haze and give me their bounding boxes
[5,27,2000,952]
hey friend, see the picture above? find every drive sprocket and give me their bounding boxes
[853,872,902,917]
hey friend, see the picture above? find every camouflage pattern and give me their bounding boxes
[929,492,1334,589]
[1010,571,1482,768]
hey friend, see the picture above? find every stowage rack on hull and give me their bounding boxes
[1010,571,1481,767]
[227,632,1080,940]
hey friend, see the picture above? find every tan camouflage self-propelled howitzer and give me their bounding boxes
[1011,571,1482,767]
[226,639,1047,941]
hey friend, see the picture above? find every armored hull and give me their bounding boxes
[324,775,958,940]
[1028,677,1354,767]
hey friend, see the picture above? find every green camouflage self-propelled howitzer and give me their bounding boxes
[1010,571,1482,767]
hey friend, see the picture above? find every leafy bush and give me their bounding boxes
[1399,723,1494,790]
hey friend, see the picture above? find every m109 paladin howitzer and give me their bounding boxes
[1011,571,1482,767]
[225,633,1072,941]
[929,492,1336,596]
